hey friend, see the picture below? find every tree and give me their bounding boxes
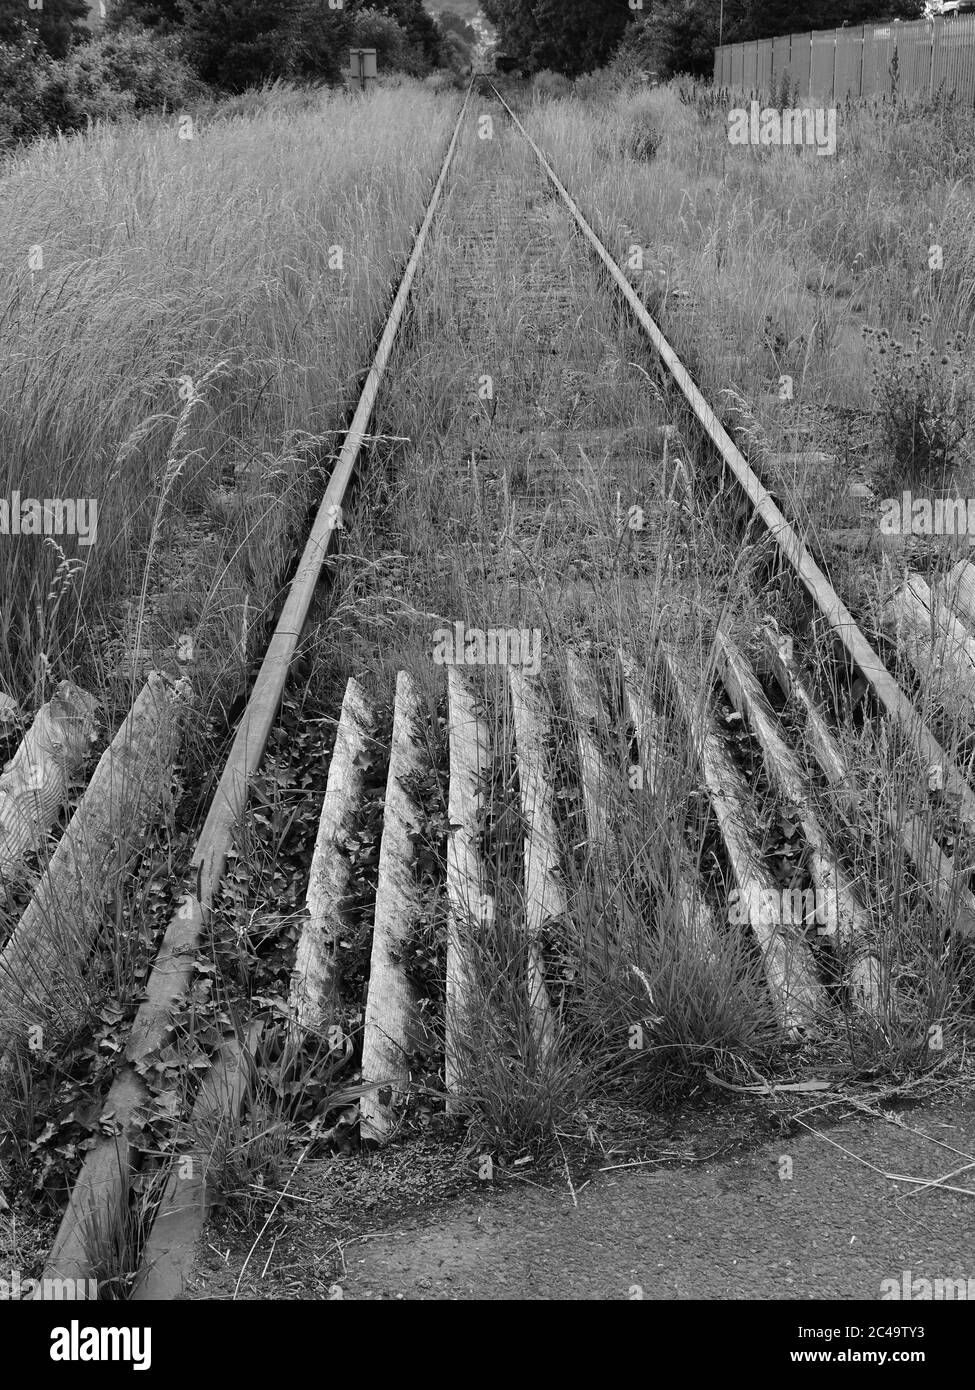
[290,0,352,81]
[481,0,537,69]
[351,0,443,67]
[0,0,89,59]
[631,0,926,80]
[104,0,186,35]
[742,1,923,40]
[351,5,410,66]
[438,8,476,45]
[440,26,471,70]
[483,0,625,74]
[176,0,299,89]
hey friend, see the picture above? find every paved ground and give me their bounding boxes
[331,1095,975,1300]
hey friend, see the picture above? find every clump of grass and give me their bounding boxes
[450,913,594,1157]
[621,105,662,161]
[863,318,974,489]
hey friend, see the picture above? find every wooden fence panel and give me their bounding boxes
[860,24,895,97]
[810,30,837,101]
[715,15,975,106]
[731,42,744,90]
[942,14,975,105]
[742,41,759,93]
[756,39,773,96]
[771,34,792,92]
[789,32,812,96]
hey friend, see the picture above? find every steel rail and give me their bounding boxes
[489,81,975,829]
[38,77,475,1291]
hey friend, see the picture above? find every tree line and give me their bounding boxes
[0,0,477,145]
[483,0,926,78]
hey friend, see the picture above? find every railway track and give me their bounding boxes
[6,76,975,1299]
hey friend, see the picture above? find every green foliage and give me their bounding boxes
[53,27,206,118]
[104,0,185,34]
[482,0,625,76]
[289,0,353,82]
[360,0,443,66]
[437,7,476,44]
[176,0,300,91]
[0,35,51,145]
[623,0,926,81]
[746,1,924,41]
[352,6,412,69]
[0,0,88,60]
[0,25,203,145]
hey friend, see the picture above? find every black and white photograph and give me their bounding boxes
[0,0,972,1352]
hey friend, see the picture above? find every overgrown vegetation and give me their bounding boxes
[5,12,975,1298]
[0,0,472,151]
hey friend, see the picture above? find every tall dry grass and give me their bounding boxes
[0,82,459,717]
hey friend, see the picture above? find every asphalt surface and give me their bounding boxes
[334,1095,975,1300]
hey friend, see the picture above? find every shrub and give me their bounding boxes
[177,0,298,92]
[0,37,51,146]
[48,27,206,124]
[623,104,662,161]
[531,68,571,102]
[864,319,975,486]
[351,8,409,69]
[351,8,429,77]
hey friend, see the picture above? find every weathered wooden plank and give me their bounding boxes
[617,648,719,962]
[660,644,821,1037]
[886,573,975,722]
[564,650,622,952]
[714,622,884,1015]
[445,668,494,1107]
[360,671,430,1142]
[760,625,975,938]
[507,668,560,1058]
[564,650,619,875]
[0,672,188,1058]
[0,681,98,884]
[131,1023,262,1301]
[290,678,379,1037]
[945,559,975,632]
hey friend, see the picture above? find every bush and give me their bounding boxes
[351,8,409,69]
[422,71,460,93]
[531,68,571,102]
[0,27,207,148]
[351,8,430,77]
[0,37,51,146]
[864,319,975,486]
[50,27,206,122]
[177,0,298,92]
[622,104,662,161]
